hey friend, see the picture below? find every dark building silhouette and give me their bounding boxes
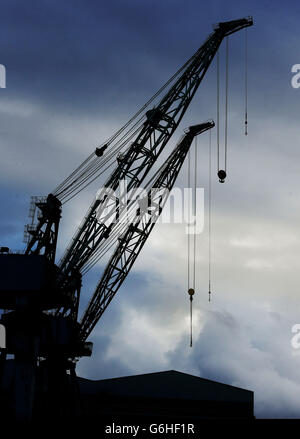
[78,370,254,421]
[1,360,254,423]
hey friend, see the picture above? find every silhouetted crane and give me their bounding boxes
[0,17,253,422]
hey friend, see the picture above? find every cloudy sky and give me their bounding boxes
[1,0,300,418]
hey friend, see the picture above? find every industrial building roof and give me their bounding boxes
[78,370,253,404]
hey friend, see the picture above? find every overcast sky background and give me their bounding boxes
[1,0,300,418]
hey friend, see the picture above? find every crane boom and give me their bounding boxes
[79,120,214,341]
[57,17,253,308]
[0,17,254,422]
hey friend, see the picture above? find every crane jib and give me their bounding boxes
[56,18,252,319]
[79,121,215,340]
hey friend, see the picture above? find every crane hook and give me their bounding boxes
[217,169,226,183]
[188,288,195,347]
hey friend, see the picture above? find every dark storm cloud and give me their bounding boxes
[0,0,210,114]
[0,1,269,114]
[0,0,298,122]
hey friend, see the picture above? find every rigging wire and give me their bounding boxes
[216,38,228,184]
[192,136,198,346]
[187,141,193,346]
[189,292,193,348]
[208,129,212,302]
[60,124,144,204]
[224,36,229,172]
[193,136,197,290]
[52,47,202,202]
[53,153,94,197]
[217,49,220,172]
[245,28,248,135]
[103,48,199,147]
[187,147,191,290]
[187,137,198,347]
[55,118,145,201]
[81,138,185,274]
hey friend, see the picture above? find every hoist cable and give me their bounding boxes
[225,37,229,172]
[217,50,220,171]
[186,138,198,348]
[193,137,197,290]
[245,28,248,135]
[208,129,212,302]
[190,137,198,348]
[187,148,191,289]
[190,296,193,348]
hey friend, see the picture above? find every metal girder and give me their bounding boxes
[79,120,214,341]
[24,194,61,263]
[57,17,253,316]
